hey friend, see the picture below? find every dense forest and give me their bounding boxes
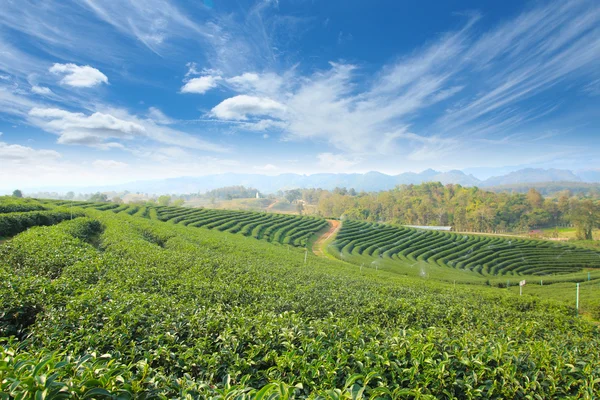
[303,183,600,237]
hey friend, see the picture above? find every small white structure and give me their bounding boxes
[256,192,260,199]
[404,225,452,231]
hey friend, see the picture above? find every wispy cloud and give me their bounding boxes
[205,0,599,162]
[80,0,212,55]
[28,106,228,152]
[0,140,61,162]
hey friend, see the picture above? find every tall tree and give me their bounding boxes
[12,189,23,198]
[526,188,544,208]
[571,199,599,240]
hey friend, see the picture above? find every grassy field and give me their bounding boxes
[1,197,599,397]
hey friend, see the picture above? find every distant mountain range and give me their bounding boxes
[21,167,600,195]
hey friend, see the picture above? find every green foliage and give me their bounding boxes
[571,199,600,240]
[88,193,109,203]
[157,195,171,207]
[0,197,46,214]
[0,209,83,237]
[12,190,23,198]
[0,199,599,397]
[313,182,600,233]
[331,220,600,279]
[203,185,260,200]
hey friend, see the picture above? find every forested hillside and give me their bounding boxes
[307,183,600,236]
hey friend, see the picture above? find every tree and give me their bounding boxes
[12,189,23,198]
[172,199,185,207]
[571,199,599,240]
[526,188,544,209]
[112,196,124,204]
[284,189,302,204]
[157,195,171,206]
[89,192,108,202]
[296,202,304,215]
[65,191,75,200]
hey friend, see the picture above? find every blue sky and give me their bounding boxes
[0,0,599,190]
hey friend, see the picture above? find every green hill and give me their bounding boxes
[1,198,599,398]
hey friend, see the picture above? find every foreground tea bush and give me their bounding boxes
[1,204,599,398]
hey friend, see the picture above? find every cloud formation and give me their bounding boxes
[211,95,286,120]
[31,86,53,95]
[206,0,600,161]
[29,107,144,147]
[28,107,228,152]
[50,63,108,87]
[181,75,221,94]
[0,141,61,162]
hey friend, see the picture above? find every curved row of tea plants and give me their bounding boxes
[1,204,599,398]
[331,220,600,278]
[156,206,328,247]
[0,198,85,238]
[39,200,329,248]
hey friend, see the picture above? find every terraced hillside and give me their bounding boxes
[36,200,329,248]
[1,197,599,398]
[331,220,600,280]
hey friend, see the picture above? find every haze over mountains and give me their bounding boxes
[20,168,600,195]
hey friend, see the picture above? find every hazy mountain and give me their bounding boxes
[432,170,481,186]
[481,168,581,187]
[577,169,600,183]
[20,168,600,196]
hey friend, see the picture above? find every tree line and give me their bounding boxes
[302,183,600,239]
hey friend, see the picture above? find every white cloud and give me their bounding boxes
[29,107,145,148]
[50,63,108,88]
[80,0,211,54]
[211,95,286,120]
[147,107,175,125]
[317,153,360,171]
[241,119,287,131]
[225,72,285,96]
[28,106,228,152]
[181,75,221,94]
[205,0,600,160]
[31,86,53,95]
[92,159,128,168]
[0,141,61,162]
[0,86,41,117]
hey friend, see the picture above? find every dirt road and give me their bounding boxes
[312,219,341,257]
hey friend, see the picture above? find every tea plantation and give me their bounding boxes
[330,220,600,287]
[39,200,328,248]
[1,198,599,398]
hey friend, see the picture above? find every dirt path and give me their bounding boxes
[313,219,341,257]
